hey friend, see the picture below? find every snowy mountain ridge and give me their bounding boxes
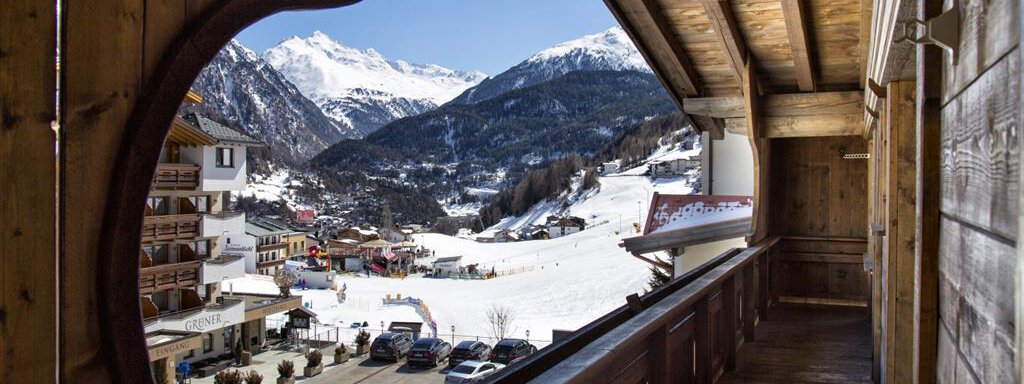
[450,27,651,105]
[264,31,487,135]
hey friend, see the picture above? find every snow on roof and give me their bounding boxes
[433,256,463,264]
[644,194,753,235]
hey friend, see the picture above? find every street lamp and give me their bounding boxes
[450,325,456,346]
[380,321,385,332]
[525,329,530,343]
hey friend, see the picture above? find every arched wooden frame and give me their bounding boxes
[97,1,361,381]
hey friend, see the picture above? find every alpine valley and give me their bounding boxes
[187,27,680,226]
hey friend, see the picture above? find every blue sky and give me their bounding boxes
[235,0,619,75]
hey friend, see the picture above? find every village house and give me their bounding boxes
[243,219,290,276]
[545,215,586,239]
[649,156,700,178]
[431,256,463,278]
[601,160,621,175]
[336,226,379,242]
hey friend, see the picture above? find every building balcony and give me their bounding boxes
[490,237,872,383]
[139,260,201,295]
[141,213,201,243]
[256,257,286,270]
[256,242,288,253]
[151,163,200,190]
[200,255,245,284]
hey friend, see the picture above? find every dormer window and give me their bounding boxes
[216,147,234,168]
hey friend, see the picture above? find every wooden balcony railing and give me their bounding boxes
[141,213,200,243]
[490,238,779,383]
[151,163,200,190]
[139,260,200,295]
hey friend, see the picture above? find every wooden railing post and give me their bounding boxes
[653,324,671,384]
[742,263,755,341]
[757,253,769,322]
[722,276,737,372]
[695,297,711,384]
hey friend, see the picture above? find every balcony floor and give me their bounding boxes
[718,304,872,384]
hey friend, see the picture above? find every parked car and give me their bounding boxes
[445,360,506,383]
[369,332,413,362]
[448,340,492,368]
[489,338,537,364]
[349,322,362,328]
[406,337,452,367]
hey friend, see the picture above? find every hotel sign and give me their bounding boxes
[144,301,245,334]
[148,334,202,361]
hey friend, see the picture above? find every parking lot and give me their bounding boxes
[309,354,450,384]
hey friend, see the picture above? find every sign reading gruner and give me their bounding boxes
[144,300,245,334]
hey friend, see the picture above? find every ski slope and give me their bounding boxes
[228,174,694,346]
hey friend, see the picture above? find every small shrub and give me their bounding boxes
[243,370,263,384]
[277,360,295,378]
[306,350,322,367]
[213,369,243,384]
[355,330,371,346]
[335,344,348,355]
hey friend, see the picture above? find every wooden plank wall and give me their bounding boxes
[0,0,58,383]
[768,136,870,304]
[935,0,1019,379]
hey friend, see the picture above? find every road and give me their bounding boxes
[308,355,449,384]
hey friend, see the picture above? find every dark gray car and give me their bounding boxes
[370,332,413,362]
[406,337,452,367]
[489,339,536,364]
[449,340,493,368]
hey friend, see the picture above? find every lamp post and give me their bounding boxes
[380,321,385,333]
[525,329,530,343]
[450,325,456,346]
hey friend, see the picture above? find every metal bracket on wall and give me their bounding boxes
[896,2,960,64]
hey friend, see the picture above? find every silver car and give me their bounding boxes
[445,360,506,383]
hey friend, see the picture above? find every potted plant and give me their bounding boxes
[303,350,323,377]
[213,369,243,384]
[355,330,371,356]
[276,360,295,384]
[243,370,263,384]
[334,344,350,364]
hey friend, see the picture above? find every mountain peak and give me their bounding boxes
[526,26,646,70]
[264,31,486,105]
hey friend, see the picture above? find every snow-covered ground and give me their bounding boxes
[227,172,693,347]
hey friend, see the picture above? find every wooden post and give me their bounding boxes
[757,253,769,322]
[913,0,941,381]
[0,1,58,382]
[722,277,737,372]
[884,80,917,384]
[695,297,711,384]
[742,264,756,341]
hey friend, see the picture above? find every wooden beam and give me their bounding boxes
[684,91,864,118]
[639,0,703,96]
[743,60,770,244]
[690,115,725,140]
[723,114,865,138]
[699,0,747,84]
[781,0,816,92]
[630,252,673,272]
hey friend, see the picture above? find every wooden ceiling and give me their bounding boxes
[607,0,868,106]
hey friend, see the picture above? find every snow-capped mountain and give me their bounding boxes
[449,27,650,105]
[186,40,351,166]
[264,31,488,136]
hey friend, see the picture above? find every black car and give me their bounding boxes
[369,332,414,362]
[488,338,536,364]
[448,340,493,368]
[406,337,452,367]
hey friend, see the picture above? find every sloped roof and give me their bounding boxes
[184,113,263,146]
[245,220,289,237]
[643,193,753,236]
[434,256,463,264]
